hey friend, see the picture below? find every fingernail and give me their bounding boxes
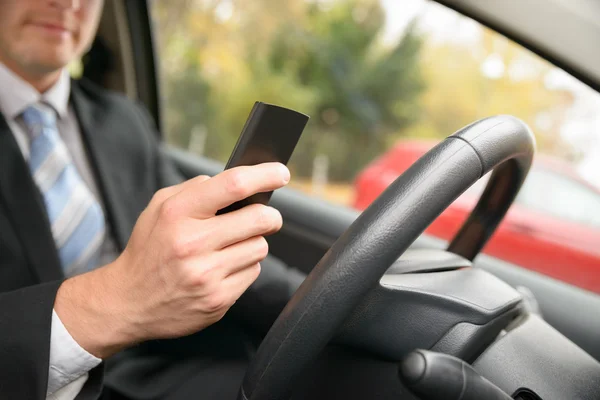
[281,165,291,184]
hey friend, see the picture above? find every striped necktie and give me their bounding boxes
[21,103,106,277]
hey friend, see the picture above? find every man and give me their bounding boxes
[0,0,303,399]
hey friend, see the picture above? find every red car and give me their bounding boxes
[354,140,600,294]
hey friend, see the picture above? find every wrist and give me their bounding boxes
[54,261,139,359]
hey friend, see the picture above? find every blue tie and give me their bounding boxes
[21,104,106,277]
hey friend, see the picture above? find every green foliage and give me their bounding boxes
[263,1,425,179]
[412,30,575,157]
[154,0,425,181]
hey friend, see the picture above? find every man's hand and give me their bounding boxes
[54,163,290,358]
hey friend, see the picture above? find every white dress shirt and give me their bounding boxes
[0,62,120,398]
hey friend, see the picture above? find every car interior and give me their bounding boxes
[88,0,600,399]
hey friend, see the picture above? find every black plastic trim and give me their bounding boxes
[123,0,162,133]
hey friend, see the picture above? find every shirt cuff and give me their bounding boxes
[47,309,102,396]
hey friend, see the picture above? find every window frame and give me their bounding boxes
[118,0,164,135]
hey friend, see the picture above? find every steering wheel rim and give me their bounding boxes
[240,115,535,400]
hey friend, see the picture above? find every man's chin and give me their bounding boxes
[17,44,72,70]
[10,56,72,91]
[24,56,71,76]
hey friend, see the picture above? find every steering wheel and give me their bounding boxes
[239,115,535,400]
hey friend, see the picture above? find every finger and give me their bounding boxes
[189,236,267,279]
[172,163,290,218]
[189,174,212,184]
[217,236,269,277]
[221,263,262,302]
[146,175,211,229]
[150,175,210,211]
[208,204,282,249]
[169,205,280,256]
[129,182,183,241]
[186,236,269,282]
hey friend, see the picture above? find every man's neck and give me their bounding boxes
[0,56,61,94]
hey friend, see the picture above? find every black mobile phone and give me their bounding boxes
[216,101,309,215]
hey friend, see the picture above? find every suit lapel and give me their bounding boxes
[0,113,63,282]
[70,82,129,250]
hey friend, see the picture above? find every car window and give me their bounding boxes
[516,169,600,228]
[462,168,600,229]
[150,0,600,291]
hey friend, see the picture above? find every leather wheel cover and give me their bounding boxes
[240,115,536,400]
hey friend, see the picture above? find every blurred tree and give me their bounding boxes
[265,0,425,180]
[405,27,575,158]
[152,0,425,181]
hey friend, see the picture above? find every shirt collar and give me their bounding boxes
[0,62,71,120]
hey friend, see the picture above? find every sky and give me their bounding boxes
[379,0,600,188]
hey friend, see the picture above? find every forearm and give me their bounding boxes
[54,263,138,360]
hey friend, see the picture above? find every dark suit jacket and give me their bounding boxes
[0,79,303,399]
